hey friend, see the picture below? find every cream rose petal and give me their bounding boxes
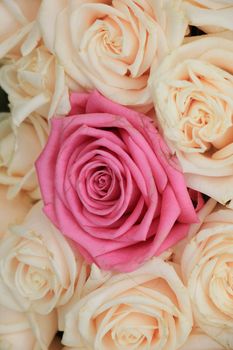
[0,305,36,350]
[27,311,58,350]
[61,258,192,350]
[179,327,224,350]
[20,22,41,57]
[0,0,41,59]
[153,0,187,51]
[184,173,233,209]
[0,304,57,350]
[38,0,187,109]
[181,205,233,348]
[0,184,31,237]
[0,46,71,125]
[57,260,92,332]
[38,0,68,53]
[182,0,233,34]
[0,113,49,199]
[151,36,233,206]
[0,202,78,315]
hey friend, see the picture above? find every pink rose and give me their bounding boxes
[36,91,197,272]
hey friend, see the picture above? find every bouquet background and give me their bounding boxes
[1,1,233,349]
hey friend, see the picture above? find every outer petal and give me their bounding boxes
[0,185,31,236]
[182,1,233,33]
[179,328,224,350]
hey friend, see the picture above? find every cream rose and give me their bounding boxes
[0,184,31,238]
[181,203,233,348]
[179,327,224,350]
[0,0,41,59]
[151,36,233,207]
[0,45,71,125]
[38,0,187,110]
[0,113,49,199]
[0,304,57,350]
[182,0,233,34]
[61,258,192,350]
[0,201,78,315]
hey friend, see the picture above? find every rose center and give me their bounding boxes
[87,164,120,201]
[110,309,157,348]
[94,171,112,192]
[102,19,122,54]
[90,167,112,197]
[104,33,122,54]
[168,60,233,153]
[113,327,144,346]
[28,268,47,291]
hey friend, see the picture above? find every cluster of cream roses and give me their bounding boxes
[1,0,233,349]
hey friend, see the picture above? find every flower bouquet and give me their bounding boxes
[0,1,233,349]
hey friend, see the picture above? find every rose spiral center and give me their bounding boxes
[91,167,113,198]
[115,327,144,346]
[166,60,233,153]
[29,269,47,290]
[103,21,122,55]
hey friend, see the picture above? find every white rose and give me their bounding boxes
[151,36,233,207]
[38,0,187,110]
[181,204,233,348]
[0,45,71,125]
[61,258,192,350]
[0,202,78,315]
[0,184,31,237]
[0,113,49,199]
[0,0,41,59]
[182,0,233,34]
[0,304,57,350]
